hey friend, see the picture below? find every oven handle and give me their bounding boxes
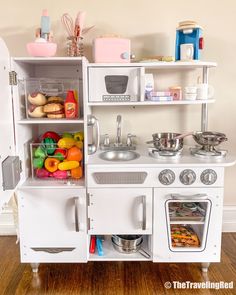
[170,193,208,200]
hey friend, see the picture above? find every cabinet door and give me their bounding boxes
[0,38,17,211]
[88,188,152,234]
[18,188,87,263]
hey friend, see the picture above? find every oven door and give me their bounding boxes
[153,188,224,262]
[88,67,144,102]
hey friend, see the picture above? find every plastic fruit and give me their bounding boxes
[33,157,44,169]
[42,131,61,142]
[74,132,84,142]
[36,168,50,178]
[34,146,46,159]
[62,132,73,138]
[58,137,76,149]
[71,167,83,179]
[54,148,67,161]
[66,146,83,161]
[28,106,46,118]
[43,138,56,155]
[75,141,83,149]
[58,161,80,171]
[44,157,60,172]
[51,170,69,179]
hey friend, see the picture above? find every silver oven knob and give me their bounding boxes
[180,169,196,185]
[201,169,217,185]
[159,169,175,185]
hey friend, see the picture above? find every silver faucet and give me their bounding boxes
[115,115,122,146]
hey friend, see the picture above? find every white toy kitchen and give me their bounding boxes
[0,37,235,274]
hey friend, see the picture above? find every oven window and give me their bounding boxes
[105,75,128,94]
[166,200,211,251]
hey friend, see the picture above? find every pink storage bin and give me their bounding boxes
[27,42,57,57]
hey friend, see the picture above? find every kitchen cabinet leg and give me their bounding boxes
[201,262,210,273]
[30,263,40,273]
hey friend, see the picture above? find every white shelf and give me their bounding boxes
[170,220,205,225]
[88,61,217,69]
[89,235,151,261]
[13,56,85,66]
[88,99,215,107]
[20,177,85,189]
[17,118,84,124]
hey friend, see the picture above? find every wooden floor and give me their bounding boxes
[0,234,235,295]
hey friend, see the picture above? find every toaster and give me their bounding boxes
[93,37,130,63]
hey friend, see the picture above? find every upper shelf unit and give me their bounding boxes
[13,56,85,66]
[88,61,217,69]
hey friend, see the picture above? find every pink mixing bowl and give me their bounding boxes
[26,42,57,57]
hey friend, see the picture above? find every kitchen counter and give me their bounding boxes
[87,145,236,168]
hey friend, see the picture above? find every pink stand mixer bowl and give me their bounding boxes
[27,42,57,57]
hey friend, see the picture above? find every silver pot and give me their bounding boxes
[146,132,184,152]
[111,235,150,258]
[193,131,227,151]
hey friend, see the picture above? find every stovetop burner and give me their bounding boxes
[148,147,183,159]
[190,147,227,159]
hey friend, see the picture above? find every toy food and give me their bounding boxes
[74,132,84,142]
[51,170,69,179]
[42,131,61,142]
[66,146,83,161]
[44,157,60,172]
[43,103,65,118]
[171,225,200,247]
[75,141,83,149]
[58,137,76,149]
[62,132,73,138]
[43,138,56,155]
[28,92,47,106]
[28,106,46,118]
[36,168,50,178]
[71,167,83,179]
[54,148,67,161]
[58,161,80,171]
[34,146,46,158]
[33,157,44,169]
[47,96,64,104]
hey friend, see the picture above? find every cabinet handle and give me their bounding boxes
[74,197,79,232]
[141,195,147,230]
[171,193,208,200]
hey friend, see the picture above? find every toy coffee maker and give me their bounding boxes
[175,20,204,61]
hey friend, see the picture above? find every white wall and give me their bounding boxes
[0,0,236,204]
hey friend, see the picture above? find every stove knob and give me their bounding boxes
[180,169,196,185]
[159,169,175,185]
[201,169,217,185]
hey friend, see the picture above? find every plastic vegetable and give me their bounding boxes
[58,161,80,171]
[75,141,83,149]
[34,146,46,159]
[42,131,61,142]
[62,132,73,138]
[54,148,67,161]
[74,132,84,142]
[33,157,44,169]
[36,168,50,178]
[44,157,60,172]
[57,138,76,149]
[43,138,56,155]
[66,146,83,161]
[51,170,69,179]
[71,167,83,179]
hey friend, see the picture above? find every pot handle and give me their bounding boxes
[138,248,151,259]
[146,140,154,144]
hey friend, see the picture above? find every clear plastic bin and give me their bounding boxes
[20,78,80,119]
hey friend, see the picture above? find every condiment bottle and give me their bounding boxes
[65,90,77,118]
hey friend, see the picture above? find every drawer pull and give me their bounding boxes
[31,247,75,254]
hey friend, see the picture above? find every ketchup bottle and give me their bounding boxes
[65,90,77,118]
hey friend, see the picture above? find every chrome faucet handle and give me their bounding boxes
[103,134,110,146]
[126,133,136,146]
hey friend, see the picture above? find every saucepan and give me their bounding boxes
[111,235,151,259]
[146,132,184,152]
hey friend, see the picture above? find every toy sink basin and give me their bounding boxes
[27,42,57,57]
